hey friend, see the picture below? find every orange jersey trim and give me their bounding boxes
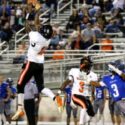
[18,61,30,85]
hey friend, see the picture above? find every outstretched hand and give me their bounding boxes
[108,64,122,75]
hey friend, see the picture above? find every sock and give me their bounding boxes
[18,93,24,108]
[79,108,86,125]
[84,112,90,123]
[41,88,55,99]
[1,114,6,125]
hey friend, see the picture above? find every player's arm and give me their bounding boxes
[108,64,125,80]
[11,90,17,99]
[4,86,11,102]
[90,81,101,87]
[91,86,95,102]
[25,8,40,33]
[59,79,72,92]
[34,11,41,32]
[58,69,74,94]
[63,92,67,108]
[103,88,107,106]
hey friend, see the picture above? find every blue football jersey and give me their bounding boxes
[0,82,9,99]
[102,74,125,101]
[64,86,72,104]
[10,86,17,94]
[95,86,105,100]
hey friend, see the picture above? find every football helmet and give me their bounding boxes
[39,25,53,39]
[80,56,93,72]
[6,77,13,85]
[108,59,125,71]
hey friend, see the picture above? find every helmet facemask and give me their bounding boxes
[80,56,93,73]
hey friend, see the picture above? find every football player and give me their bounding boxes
[0,73,11,125]
[5,78,16,124]
[58,56,98,125]
[12,25,62,121]
[24,79,40,125]
[64,84,78,125]
[92,86,106,123]
[90,60,125,125]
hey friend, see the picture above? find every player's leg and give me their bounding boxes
[0,100,6,125]
[117,100,125,124]
[114,102,122,125]
[85,98,95,117]
[66,104,71,125]
[0,114,2,125]
[24,99,36,125]
[72,106,78,125]
[93,100,99,122]
[98,99,105,122]
[1,114,6,125]
[108,98,115,124]
[4,102,11,124]
[34,64,63,112]
[93,100,98,115]
[72,94,87,125]
[117,100,125,116]
[12,62,34,120]
[115,101,125,125]
[34,64,55,99]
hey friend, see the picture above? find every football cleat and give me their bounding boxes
[55,95,63,113]
[11,108,24,120]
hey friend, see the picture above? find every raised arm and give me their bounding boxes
[59,79,72,92]
[4,86,11,102]
[108,64,125,80]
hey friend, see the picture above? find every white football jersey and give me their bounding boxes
[27,31,50,63]
[68,68,98,96]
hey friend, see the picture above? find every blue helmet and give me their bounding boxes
[108,60,125,72]
[6,77,13,85]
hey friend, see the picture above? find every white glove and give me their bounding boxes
[108,64,122,75]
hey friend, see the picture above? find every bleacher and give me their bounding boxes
[1,1,125,124]
[0,0,125,82]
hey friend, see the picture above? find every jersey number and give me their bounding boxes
[31,43,36,47]
[111,84,119,97]
[79,81,84,93]
[97,90,102,98]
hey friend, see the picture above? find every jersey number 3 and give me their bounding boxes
[79,81,84,93]
[111,84,119,97]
